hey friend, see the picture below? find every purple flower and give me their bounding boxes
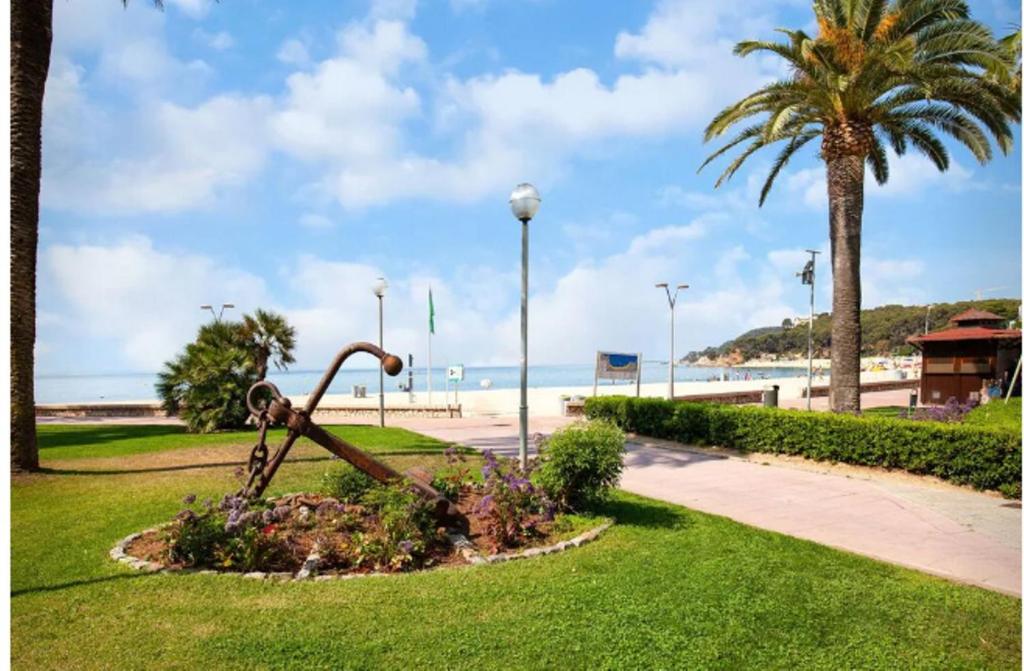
[219,494,248,513]
[182,493,196,505]
[262,509,277,524]
[397,540,414,554]
[475,494,494,516]
[481,450,500,479]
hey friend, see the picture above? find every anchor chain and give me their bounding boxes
[241,409,271,495]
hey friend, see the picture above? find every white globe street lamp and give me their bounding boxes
[372,276,388,427]
[510,183,541,469]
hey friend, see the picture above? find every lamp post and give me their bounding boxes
[797,250,820,411]
[200,303,234,322]
[655,283,688,400]
[372,277,388,428]
[509,183,541,469]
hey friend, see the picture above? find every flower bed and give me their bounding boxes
[111,449,612,579]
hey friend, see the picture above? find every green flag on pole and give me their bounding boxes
[428,287,435,334]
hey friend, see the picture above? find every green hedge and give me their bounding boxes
[584,396,1022,497]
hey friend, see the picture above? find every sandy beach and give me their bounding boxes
[292,369,917,417]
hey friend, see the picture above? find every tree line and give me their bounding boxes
[685,299,1020,363]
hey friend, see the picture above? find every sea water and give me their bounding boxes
[36,362,807,404]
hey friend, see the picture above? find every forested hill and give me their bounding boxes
[685,299,1021,363]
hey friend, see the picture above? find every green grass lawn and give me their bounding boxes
[12,424,1021,670]
[864,398,1022,435]
[964,398,1022,434]
[861,405,906,418]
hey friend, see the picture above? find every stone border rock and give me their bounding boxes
[110,519,613,582]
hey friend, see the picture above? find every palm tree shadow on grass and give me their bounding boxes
[35,455,331,477]
[12,572,150,598]
[35,450,452,477]
[38,425,188,450]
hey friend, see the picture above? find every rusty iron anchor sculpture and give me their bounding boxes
[239,341,457,520]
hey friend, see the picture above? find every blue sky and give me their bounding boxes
[36,0,1023,375]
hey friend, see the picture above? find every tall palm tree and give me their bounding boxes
[10,0,164,472]
[240,309,296,381]
[702,0,1019,412]
[11,0,54,472]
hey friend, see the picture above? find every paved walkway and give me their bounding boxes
[392,415,1022,596]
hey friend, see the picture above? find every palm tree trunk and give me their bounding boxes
[11,0,53,471]
[825,154,864,413]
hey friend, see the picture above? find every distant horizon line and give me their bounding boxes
[34,359,745,379]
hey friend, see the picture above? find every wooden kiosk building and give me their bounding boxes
[907,309,1021,404]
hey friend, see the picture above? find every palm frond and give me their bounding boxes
[865,131,889,183]
[759,131,822,205]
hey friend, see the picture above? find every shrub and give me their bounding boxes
[359,482,438,570]
[431,447,474,501]
[474,450,554,550]
[584,396,1021,496]
[165,494,286,570]
[166,508,226,567]
[536,420,626,510]
[320,462,377,503]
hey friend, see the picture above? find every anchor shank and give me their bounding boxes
[303,421,404,484]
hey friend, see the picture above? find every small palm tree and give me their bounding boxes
[157,320,256,433]
[702,0,1019,412]
[240,309,296,381]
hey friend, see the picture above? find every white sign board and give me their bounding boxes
[593,351,642,397]
[447,364,465,383]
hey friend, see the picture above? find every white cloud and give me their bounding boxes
[861,256,927,306]
[45,0,797,213]
[784,151,975,210]
[627,219,712,255]
[41,215,804,372]
[266,0,793,210]
[614,0,774,68]
[44,94,274,213]
[277,38,311,66]
[271,21,424,164]
[195,29,234,51]
[714,245,751,279]
[338,20,427,75]
[43,237,269,370]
